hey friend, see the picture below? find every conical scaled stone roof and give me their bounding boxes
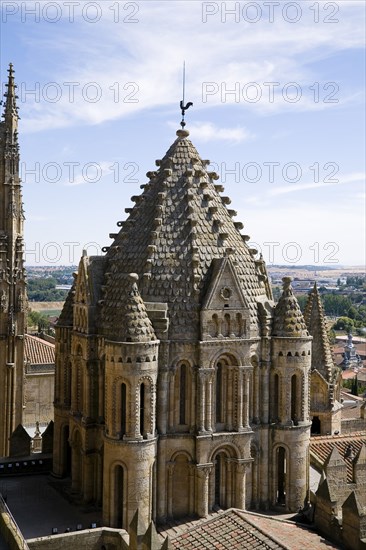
[104,273,156,343]
[272,277,309,338]
[304,282,334,380]
[100,129,269,340]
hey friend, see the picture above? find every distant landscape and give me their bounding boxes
[26,264,366,337]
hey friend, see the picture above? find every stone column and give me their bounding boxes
[190,367,196,432]
[98,364,104,420]
[205,377,213,432]
[168,371,175,431]
[84,363,91,419]
[235,462,247,510]
[253,365,259,423]
[227,368,233,430]
[260,361,270,424]
[158,370,168,434]
[198,372,206,433]
[196,464,212,517]
[71,359,77,413]
[237,368,243,431]
[243,372,250,428]
[226,460,233,508]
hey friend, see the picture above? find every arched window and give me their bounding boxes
[291,375,297,424]
[216,362,224,424]
[223,314,231,337]
[140,383,145,436]
[64,361,71,406]
[211,449,235,510]
[114,465,124,528]
[274,373,279,422]
[211,314,219,337]
[179,364,187,425]
[214,453,225,507]
[277,447,286,506]
[121,383,126,436]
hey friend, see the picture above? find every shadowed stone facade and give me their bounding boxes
[53,127,314,529]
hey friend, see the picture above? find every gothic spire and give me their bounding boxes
[2,63,19,138]
[304,282,334,380]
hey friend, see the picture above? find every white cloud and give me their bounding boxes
[269,172,365,196]
[63,161,113,186]
[168,121,252,143]
[15,0,365,132]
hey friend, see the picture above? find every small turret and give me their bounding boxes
[304,282,334,380]
[270,277,312,512]
[103,274,159,529]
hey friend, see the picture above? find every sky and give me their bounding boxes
[0,0,365,267]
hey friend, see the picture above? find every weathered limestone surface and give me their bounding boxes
[52,127,315,528]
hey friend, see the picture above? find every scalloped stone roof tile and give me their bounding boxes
[101,129,269,340]
[273,277,309,338]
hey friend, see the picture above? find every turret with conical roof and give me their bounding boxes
[0,64,27,457]
[270,277,312,511]
[273,277,309,338]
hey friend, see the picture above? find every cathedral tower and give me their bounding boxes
[53,127,312,527]
[0,64,27,457]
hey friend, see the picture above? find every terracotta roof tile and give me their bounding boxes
[24,334,55,365]
[310,433,366,482]
[160,509,340,550]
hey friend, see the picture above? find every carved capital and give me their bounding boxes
[196,463,213,479]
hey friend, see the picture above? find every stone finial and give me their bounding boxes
[129,509,146,550]
[176,128,189,138]
[141,521,163,550]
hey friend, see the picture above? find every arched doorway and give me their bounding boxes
[276,446,286,506]
[114,465,124,528]
[214,452,226,508]
[210,448,236,511]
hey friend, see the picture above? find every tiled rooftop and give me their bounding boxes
[310,433,366,481]
[24,334,55,366]
[160,509,341,550]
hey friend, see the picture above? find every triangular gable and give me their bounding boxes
[311,369,329,388]
[202,257,249,311]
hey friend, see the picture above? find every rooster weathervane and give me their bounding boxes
[180,61,193,128]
